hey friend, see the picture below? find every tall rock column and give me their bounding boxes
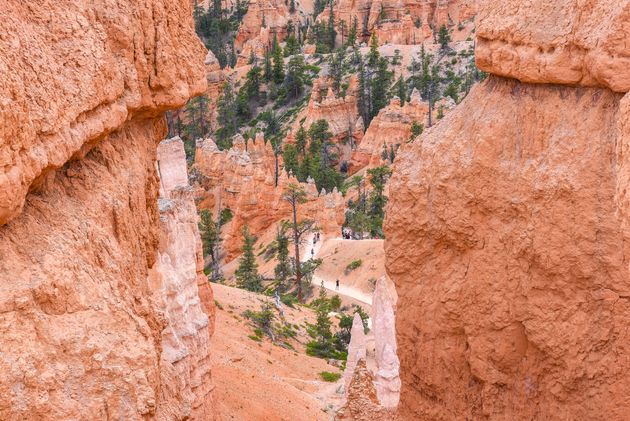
[385,1,630,419]
[372,277,401,408]
[343,313,368,392]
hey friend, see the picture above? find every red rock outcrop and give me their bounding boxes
[350,90,428,173]
[194,134,345,261]
[293,75,364,162]
[385,1,630,419]
[0,1,215,419]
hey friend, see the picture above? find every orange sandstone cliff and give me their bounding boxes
[384,0,630,420]
[0,1,215,419]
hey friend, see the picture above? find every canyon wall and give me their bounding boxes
[0,1,214,419]
[385,1,630,419]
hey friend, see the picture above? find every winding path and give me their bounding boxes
[301,233,373,305]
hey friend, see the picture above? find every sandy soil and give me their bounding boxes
[210,283,346,420]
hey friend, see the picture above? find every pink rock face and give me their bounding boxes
[350,90,429,173]
[372,277,400,408]
[152,138,216,419]
[343,313,368,391]
[0,0,212,419]
[385,74,630,418]
[0,0,206,226]
[193,135,345,261]
[476,0,630,92]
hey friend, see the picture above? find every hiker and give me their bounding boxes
[335,279,340,290]
[311,248,315,257]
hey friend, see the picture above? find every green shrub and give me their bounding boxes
[329,295,342,311]
[319,371,342,382]
[345,259,363,272]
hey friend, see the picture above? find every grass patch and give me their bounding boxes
[319,371,342,382]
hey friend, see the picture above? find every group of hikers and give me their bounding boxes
[311,232,341,291]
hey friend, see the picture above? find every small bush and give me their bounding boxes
[319,371,342,382]
[345,259,363,272]
[329,295,342,311]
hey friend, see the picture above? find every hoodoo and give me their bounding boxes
[385,0,630,419]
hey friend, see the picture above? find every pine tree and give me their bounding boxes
[326,1,336,51]
[283,143,299,177]
[395,74,406,104]
[347,16,358,47]
[198,209,218,261]
[367,33,380,67]
[357,56,370,125]
[244,64,262,100]
[272,35,285,84]
[284,54,305,100]
[295,124,307,155]
[370,57,392,120]
[438,25,451,50]
[235,226,262,292]
[216,83,237,149]
[263,49,273,81]
[274,229,292,285]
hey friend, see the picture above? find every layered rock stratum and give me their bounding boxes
[0,1,214,419]
[385,0,630,419]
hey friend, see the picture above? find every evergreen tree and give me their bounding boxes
[283,143,299,176]
[216,83,237,149]
[347,16,358,47]
[263,49,273,81]
[295,124,307,155]
[394,75,406,104]
[272,35,285,84]
[284,54,306,100]
[370,57,392,120]
[367,165,392,235]
[326,1,336,51]
[438,25,451,50]
[284,35,300,56]
[244,64,262,100]
[274,229,292,286]
[367,33,380,67]
[328,49,343,94]
[235,226,262,292]
[357,56,370,125]
[199,209,218,261]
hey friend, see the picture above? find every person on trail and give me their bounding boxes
[335,279,340,290]
[311,248,314,257]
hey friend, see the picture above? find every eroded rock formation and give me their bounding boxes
[194,134,345,261]
[316,0,477,46]
[153,137,216,419]
[343,313,368,392]
[0,1,214,419]
[385,1,630,419]
[350,90,428,173]
[371,277,400,408]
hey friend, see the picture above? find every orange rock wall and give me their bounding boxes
[385,1,630,419]
[0,1,215,419]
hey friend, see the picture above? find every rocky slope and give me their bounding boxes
[194,134,345,261]
[384,0,630,419]
[0,1,214,419]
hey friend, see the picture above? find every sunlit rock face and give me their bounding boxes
[0,1,214,419]
[385,0,630,415]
